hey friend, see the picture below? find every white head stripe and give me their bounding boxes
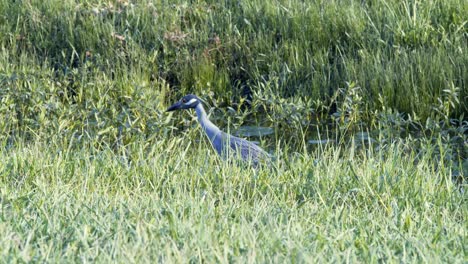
[185,98,197,105]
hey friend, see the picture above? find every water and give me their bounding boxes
[234,126,274,137]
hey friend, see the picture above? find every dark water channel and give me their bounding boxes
[233,119,467,185]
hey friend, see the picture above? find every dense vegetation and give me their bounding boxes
[0,0,466,262]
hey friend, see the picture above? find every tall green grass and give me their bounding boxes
[0,0,466,121]
[0,0,466,262]
[0,137,465,262]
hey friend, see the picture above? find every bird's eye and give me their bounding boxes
[182,98,187,103]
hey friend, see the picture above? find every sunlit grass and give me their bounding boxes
[0,136,465,262]
[0,0,466,262]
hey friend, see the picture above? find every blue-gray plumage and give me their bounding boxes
[166,94,270,166]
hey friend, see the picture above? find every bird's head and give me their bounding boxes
[166,94,201,112]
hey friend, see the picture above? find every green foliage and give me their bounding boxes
[0,0,466,120]
[0,0,466,261]
[0,136,465,262]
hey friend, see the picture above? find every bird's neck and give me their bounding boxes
[195,103,220,139]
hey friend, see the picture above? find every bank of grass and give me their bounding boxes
[0,135,465,262]
[0,0,466,120]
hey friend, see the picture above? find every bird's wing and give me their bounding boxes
[226,134,269,162]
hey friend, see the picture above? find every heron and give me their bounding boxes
[166,94,270,167]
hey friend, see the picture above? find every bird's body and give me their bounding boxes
[167,94,270,166]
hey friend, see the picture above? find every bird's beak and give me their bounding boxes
[166,101,182,112]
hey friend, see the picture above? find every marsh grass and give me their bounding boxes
[0,135,465,262]
[0,0,466,262]
[0,0,466,117]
